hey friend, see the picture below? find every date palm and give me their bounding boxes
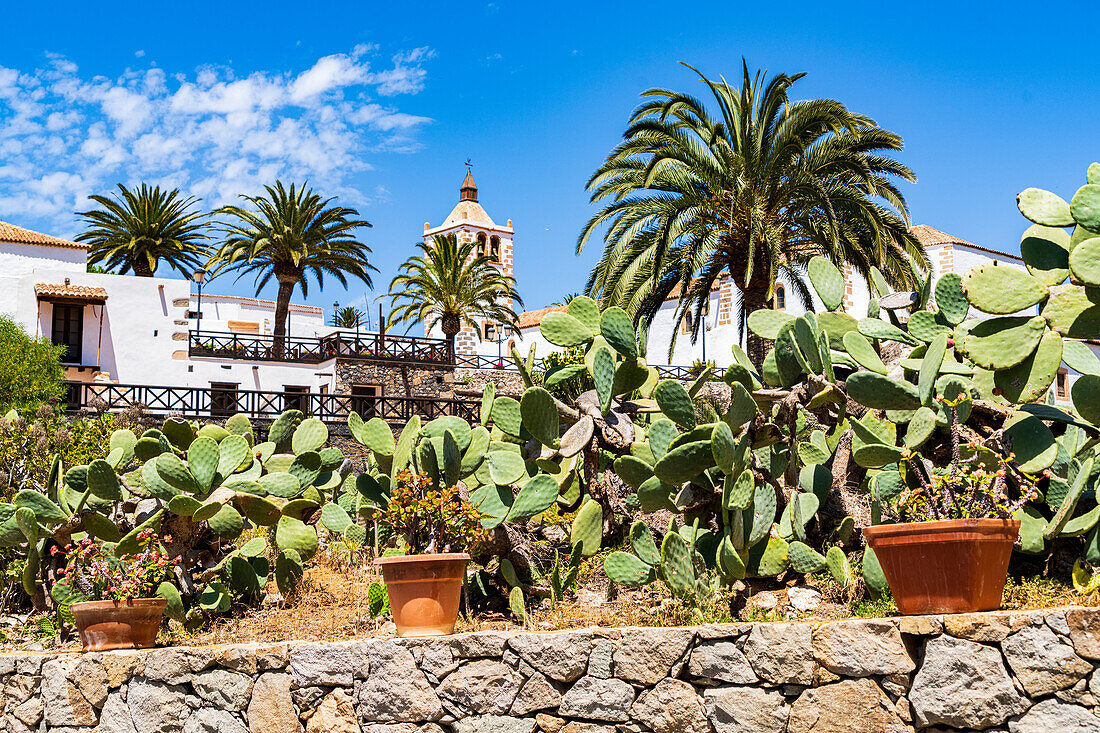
[210,181,374,356]
[76,184,210,277]
[389,234,523,354]
[333,306,365,329]
[579,61,927,366]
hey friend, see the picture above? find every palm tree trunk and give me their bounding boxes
[131,260,155,277]
[743,285,770,370]
[273,279,295,359]
[441,313,461,361]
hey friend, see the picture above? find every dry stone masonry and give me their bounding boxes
[6,607,1100,732]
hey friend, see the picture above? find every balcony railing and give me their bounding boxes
[188,330,454,367]
[62,382,479,425]
[454,353,726,381]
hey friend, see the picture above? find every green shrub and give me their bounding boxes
[0,316,65,415]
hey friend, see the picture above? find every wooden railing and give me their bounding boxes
[188,330,454,367]
[61,382,479,425]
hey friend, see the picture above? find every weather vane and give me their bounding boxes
[465,158,472,172]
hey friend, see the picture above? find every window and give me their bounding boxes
[476,232,488,258]
[1057,371,1068,400]
[351,384,382,419]
[283,385,309,413]
[484,322,496,341]
[210,382,239,417]
[774,285,786,311]
[680,312,692,335]
[490,236,501,263]
[51,304,83,363]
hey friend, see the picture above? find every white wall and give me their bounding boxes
[0,242,86,276]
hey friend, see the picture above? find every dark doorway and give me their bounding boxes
[51,304,83,363]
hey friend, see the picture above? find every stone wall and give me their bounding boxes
[6,607,1100,732]
[335,361,454,400]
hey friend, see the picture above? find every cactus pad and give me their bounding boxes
[487,450,526,485]
[291,418,328,455]
[613,358,650,396]
[600,306,638,357]
[803,313,851,353]
[571,500,603,557]
[720,469,753,511]
[755,536,790,577]
[857,318,918,346]
[629,521,661,565]
[788,541,827,574]
[845,372,921,411]
[962,264,1048,315]
[276,515,319,560]
[1071,184,1100,230]
[1018,187,1074,227]
[540,311,596,347]
[491,396,522,436]
[567,296,602,333]
[1004,412,1058,473]
[603,551,655,585]
[862,548,889,596]
[918,333,948,406]
[591,346,616,414]
[907,311,953,344]
[217,435,251,478]
[1068,237,1100,286]
[994,330,1062,404]
[559,415,594,458]
[653,441,716,485]
[904,406,938,449]
[842,331,886,374]
[934,273,970,325]
[661,531,694,597]
[1072,376,1100,426]
[807,256,845,311]
[268,410,304,453]
[654,380,696,430]
[275,549,305,596]
[1020,225,1071,287]
[747,310,795,341]
[748,485,776,547]
[1042,284,1100,338]
[955,315,1047,370]
[1063,340,1100,377]
[507,474,559,521]
[825,546,852,587]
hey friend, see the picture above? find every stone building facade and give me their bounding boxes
[422,169,515,356]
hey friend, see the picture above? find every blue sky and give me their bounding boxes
[2,1,1099,323]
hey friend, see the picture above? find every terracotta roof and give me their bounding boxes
[199,293,324,315]
[0,220,88,249]
[518,304,567,330]
[34,282,108,302]
[910,224,1021,262]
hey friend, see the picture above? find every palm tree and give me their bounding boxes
[209,181,374,356]
[579,61,927,366]
[333,306,364,329]
[76,184,210,277]
[389,234,523,354]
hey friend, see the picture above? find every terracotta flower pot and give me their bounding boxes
[374,553,469,637]
[863,518,1020,615]
[71,598,167,651]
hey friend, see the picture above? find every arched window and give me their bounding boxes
[774,285,786,311]
[475,232,488,258]
[489,236,501,263]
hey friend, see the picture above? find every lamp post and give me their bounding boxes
[193,269,206,335]
[332,301,340,328]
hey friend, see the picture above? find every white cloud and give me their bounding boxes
[134,50,145,58]
[0,45,434,236]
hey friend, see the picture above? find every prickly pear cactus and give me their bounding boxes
[11,410,351,624]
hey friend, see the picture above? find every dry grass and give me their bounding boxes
[9,550,1100,652]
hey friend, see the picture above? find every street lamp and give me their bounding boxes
[192,269,206,334]
[332,301,340,328]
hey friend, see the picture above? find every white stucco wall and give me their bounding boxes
[0,242,87,276]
